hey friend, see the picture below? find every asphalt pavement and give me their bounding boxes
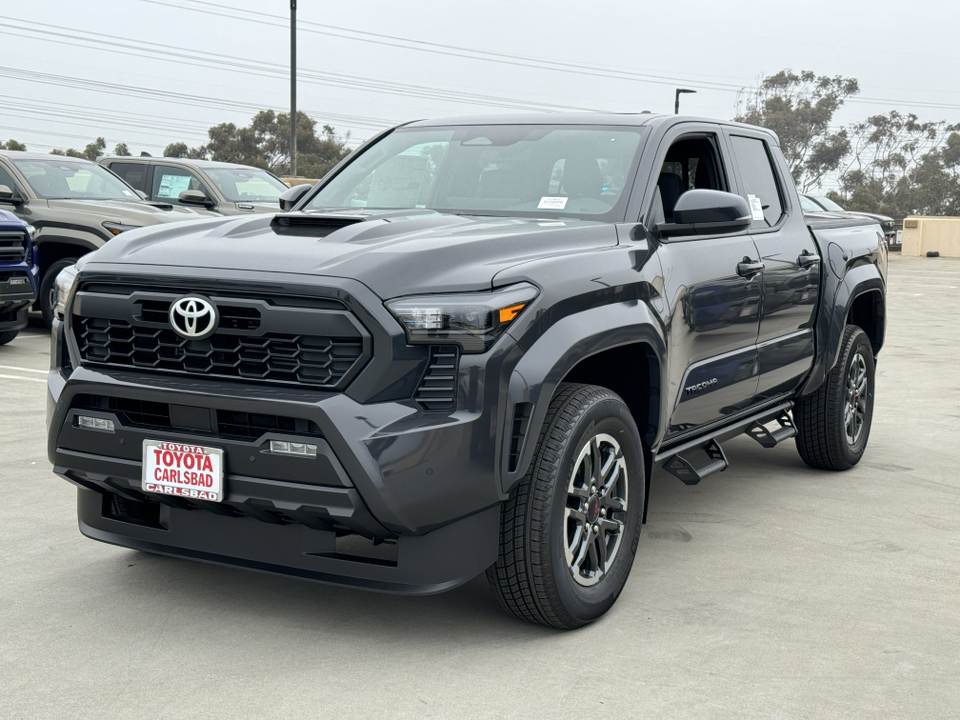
[2,252,959,719]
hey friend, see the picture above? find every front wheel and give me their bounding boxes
[0,330,20,346]
[40,258,78,328]
[794,325,876,470]
[487,383,644,629]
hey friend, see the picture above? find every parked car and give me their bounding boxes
[49,113,887,629]
[801,193,896,245]
[100,156,291,215]
[0,210,38,345]
[0,151,209,326]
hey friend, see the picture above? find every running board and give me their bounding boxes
[662,439,728,486]
[747,411,797,448]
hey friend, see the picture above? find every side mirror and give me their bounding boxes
[178,189,214,207]
[0,185,22,204]
[657,189,752,238]
[279,183,312,212]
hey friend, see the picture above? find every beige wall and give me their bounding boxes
[901,216,960,257]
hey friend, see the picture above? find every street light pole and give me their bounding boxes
[674,88,696,114]
[290,0,297,178]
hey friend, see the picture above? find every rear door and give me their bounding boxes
[644,123,763,438]
[725,130,820,402]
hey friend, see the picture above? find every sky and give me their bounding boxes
[3,0,960,190]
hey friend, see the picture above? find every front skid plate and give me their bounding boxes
[77,488,499,596]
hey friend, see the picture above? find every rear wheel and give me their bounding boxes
[487,383,644,629]
[794,325,876,470]
[40,258,78,328]
[0,330,19,346]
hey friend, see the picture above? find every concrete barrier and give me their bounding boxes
[901,216,960,257]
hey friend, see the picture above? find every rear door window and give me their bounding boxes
[108,162,148,192]
[151,165,209,203]
[730,135,785,229]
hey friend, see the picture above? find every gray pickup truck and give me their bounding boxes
[48,113,887,629]
[0,151,206,325]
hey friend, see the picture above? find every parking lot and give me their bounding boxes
[1,252,957,718]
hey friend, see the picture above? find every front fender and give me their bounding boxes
[500,300,666,493]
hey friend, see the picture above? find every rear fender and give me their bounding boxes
[500,301,666,494]
[801,264,885,395]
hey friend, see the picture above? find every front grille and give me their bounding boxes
[73,394,322,440]
[414,345,459,411]
[70,285,370,389]
[75,316,362,386]
[0,231,27,262]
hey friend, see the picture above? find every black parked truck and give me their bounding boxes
[47,114,887,629]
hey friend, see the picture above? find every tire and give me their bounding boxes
[486,383,644,629]
[794,325,876,470]
[0,330,19,346]
[40,258,78,328]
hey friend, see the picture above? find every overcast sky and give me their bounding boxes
[4,0,959,188]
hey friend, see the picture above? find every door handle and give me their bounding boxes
[737,260,765,277]
[798,251,821,268]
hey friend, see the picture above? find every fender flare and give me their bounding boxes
[802,263,885,396]
[500,300,666,494]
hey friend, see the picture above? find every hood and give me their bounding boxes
[45,198,213,226]
[85,209,619,298]
[845,210,894,224]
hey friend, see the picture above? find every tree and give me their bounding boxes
[114,142,131,156]
[50,148,86,158]
[736,70,859,192]
[0,139,27,151]
[830,112,960,217]
[79,137,106,161]
[163,141,208,159]
[205,110,350,177]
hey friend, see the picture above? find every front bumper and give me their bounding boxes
[0,264,38,331]
[47,271,522,592]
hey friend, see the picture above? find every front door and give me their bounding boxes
[644,126,762,439]
[726,131,820,402]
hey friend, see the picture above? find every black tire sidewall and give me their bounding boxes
[546,396,644,625]
[40,258,78,327]
[838,329,876,465]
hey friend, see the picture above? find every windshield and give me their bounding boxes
[203,167,289,204]
[12,158,140,200]
[809,194,845,213]
[306,125,648,220]
[799,195,822,213]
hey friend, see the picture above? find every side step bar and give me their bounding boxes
[655,401,796,486]
[746,411,797,448]
[662,439,728,486]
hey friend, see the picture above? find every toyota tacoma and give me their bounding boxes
[47,114,887,629]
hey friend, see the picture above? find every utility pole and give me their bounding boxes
[290,0,297,177]
[674,88,696,115]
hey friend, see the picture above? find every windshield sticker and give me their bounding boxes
[538,196,568,210]
[747,194,765,221]
[157,174,192,199]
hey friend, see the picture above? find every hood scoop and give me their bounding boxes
[271,212,368,238]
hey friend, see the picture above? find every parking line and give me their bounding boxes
[0,373,46,384]
[0,365,49,375]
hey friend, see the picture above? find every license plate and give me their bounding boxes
[142,440,225,502]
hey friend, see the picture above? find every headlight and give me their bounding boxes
[386,283,539,353]
[102,221,141,236]
[54,264,79,320]
[25,224,36,239]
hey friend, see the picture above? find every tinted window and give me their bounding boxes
[11,158,139,200]
[151,165,209,203]
[109,162,148,192]
[731,135,784,228]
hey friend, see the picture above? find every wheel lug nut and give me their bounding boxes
[600,509,606,516]
[593,525,599,533]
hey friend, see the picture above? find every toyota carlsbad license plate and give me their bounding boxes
[142,440,225,502]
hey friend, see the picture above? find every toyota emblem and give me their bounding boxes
[169,296,218,339]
